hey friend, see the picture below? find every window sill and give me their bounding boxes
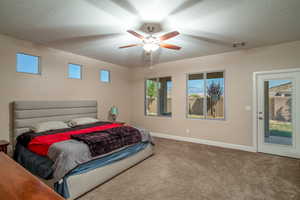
[186,116,226,121]
[145,115,172,119]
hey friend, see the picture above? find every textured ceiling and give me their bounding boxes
[0,0,300,68]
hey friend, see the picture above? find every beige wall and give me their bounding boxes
[0,34,131,141]
[1,33,300,148]
[130,41,300,147]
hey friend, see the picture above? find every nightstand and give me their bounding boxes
[0,140,9,154]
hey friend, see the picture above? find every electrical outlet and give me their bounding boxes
[186,129,190,133]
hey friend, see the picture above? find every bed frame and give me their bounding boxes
[13,100,154,199]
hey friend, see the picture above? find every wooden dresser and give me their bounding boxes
[0,152,64,200]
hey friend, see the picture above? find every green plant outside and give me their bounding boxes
[269,120,292,138]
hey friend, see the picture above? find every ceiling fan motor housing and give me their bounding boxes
[141,23,162,34]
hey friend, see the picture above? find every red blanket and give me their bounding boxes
[28,123,122,156]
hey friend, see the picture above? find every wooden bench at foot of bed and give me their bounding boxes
[0,152,65,200]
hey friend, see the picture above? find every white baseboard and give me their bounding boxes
[151,132,257,152]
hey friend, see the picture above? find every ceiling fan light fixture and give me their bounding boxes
[143,36,160,52]
[143,43,159,52]
[119,29,181,52]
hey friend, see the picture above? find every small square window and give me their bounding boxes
[68,64,82,79]
[100,70,110,83]
[16,53,40,74]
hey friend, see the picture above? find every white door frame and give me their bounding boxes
[253,67,300,157]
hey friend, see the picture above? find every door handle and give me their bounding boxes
[258,112,264,120]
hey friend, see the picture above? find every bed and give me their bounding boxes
[12,100,154,200]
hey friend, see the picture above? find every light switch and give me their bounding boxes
[245,105,251,111]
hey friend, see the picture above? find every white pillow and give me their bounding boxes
[68,117,99,127]
[31,121,69,133]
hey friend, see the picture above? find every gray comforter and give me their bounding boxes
[47,127,152,181]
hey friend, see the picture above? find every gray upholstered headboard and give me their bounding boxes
[13,100,97,142]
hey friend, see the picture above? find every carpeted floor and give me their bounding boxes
[78,137,300,200]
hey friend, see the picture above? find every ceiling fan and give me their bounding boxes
[119,30,181,52]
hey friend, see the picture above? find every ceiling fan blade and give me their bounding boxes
[127,30,144,39]
[160,43,181,50]
[119,44,141,48]
[160,31,180,41]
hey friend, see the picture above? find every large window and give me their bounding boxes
[16,53,40,74]
[187,71,225,119]
[145,77,172,117]
[68,63,82,79]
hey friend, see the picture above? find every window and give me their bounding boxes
[145,76,172,116]
[100,69,110,83]
[187,71,225,119]
[68,63,82,79]
[16,53,40,74]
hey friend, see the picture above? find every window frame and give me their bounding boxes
[16,52,41,75]
[186,70,226,121]
[144,76,173,118]
[68,63,82,80]
[99,69,111,83]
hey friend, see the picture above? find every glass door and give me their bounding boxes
[257,71,300,158]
